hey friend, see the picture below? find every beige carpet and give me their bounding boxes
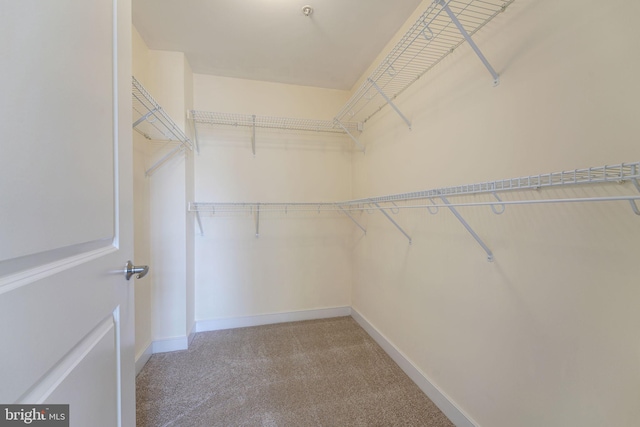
[136,316,454,427]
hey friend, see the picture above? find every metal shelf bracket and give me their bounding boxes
[630,165,640,215]
[145,146,185,176]
[437,0,500,86]
[440,195,494,262]
[255,203,260,238]
[251,115,256,156]
[334,119,365,153]
[337,205,367,235]
[372,201,412,244]
[195,211,204,236]
[367,79,412,130]
[132,107,159,128]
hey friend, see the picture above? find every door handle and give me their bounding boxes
[125,261,149,280]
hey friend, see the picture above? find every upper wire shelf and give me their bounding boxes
[189,111,361,134]
[335,0,514,125]
[132,76,193,151]
[189,110,364,154]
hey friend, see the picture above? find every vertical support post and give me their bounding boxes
[251,115,256,156]
[437,0,500,86]
[336,205,367,234]
[367,78,412,130]
[372,202,412,244]
[255,203,260,238]
[440,196,494,261]
[334,120,365,153]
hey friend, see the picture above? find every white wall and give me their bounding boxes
[132,27,152,362]
[351,0,640,426]
[132,30,195,356]
[134,0,640,423]
[193,75,354,322]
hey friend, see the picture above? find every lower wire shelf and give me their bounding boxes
[189,162,640,261]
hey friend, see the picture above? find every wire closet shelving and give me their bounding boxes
[190,162,640,261]
[189,0,515,154]
[189,111,363,154]
[334,0,515,128]
[132,76,194,175]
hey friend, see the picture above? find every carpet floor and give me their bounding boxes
[136,316,455,427]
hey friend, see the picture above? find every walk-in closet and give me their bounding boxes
[131,0,640,425]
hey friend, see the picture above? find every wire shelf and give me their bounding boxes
[190,202,346,215]
[132,76,193,150]
[190,163,640,213]
[189,162,640,250]
[189,110,361,135]
[335,0,514,124]
[349,163,640,205]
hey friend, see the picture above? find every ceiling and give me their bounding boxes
[132,0,424,90]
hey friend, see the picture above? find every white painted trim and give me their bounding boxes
[135,342,152,375]
[0,244,117,295]
[151,336,189,354]
[196,306,352,333]
[187,321,196,346]
[351,308,479,427]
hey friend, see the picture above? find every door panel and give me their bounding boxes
[0,0,134,425]
[0,0,115,263]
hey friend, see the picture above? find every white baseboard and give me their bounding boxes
[187,321,196,346]
[196,306,352,333]
[351,308,478,427]
[151,336,189,354]
[135,342,152,376]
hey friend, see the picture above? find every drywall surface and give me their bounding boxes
[350,0,640,426]
[193,74,354,322]
[132,26,152,360]
[146,50,190,342]
[184,58,196,338]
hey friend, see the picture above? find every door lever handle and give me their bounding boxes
[125,261,149,280]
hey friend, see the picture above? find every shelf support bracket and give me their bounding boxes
[367,78,412,130]
[440,196,494,262]
[251,115,256,156]
[192,119,200,154]
[629,165,640,215]
[437,0,500,86]
[195,211,204,236]
[255,203,260,238]
[334,120,365,153]
[132,107,158,128]
[336,205,367,235]
[372,201,412,244]
[145,146,184,176]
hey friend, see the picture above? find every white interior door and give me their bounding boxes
[0,1,135,426]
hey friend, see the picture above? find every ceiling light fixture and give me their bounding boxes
[301,5,313,17]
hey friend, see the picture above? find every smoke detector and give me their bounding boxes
[302,5,313,16]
